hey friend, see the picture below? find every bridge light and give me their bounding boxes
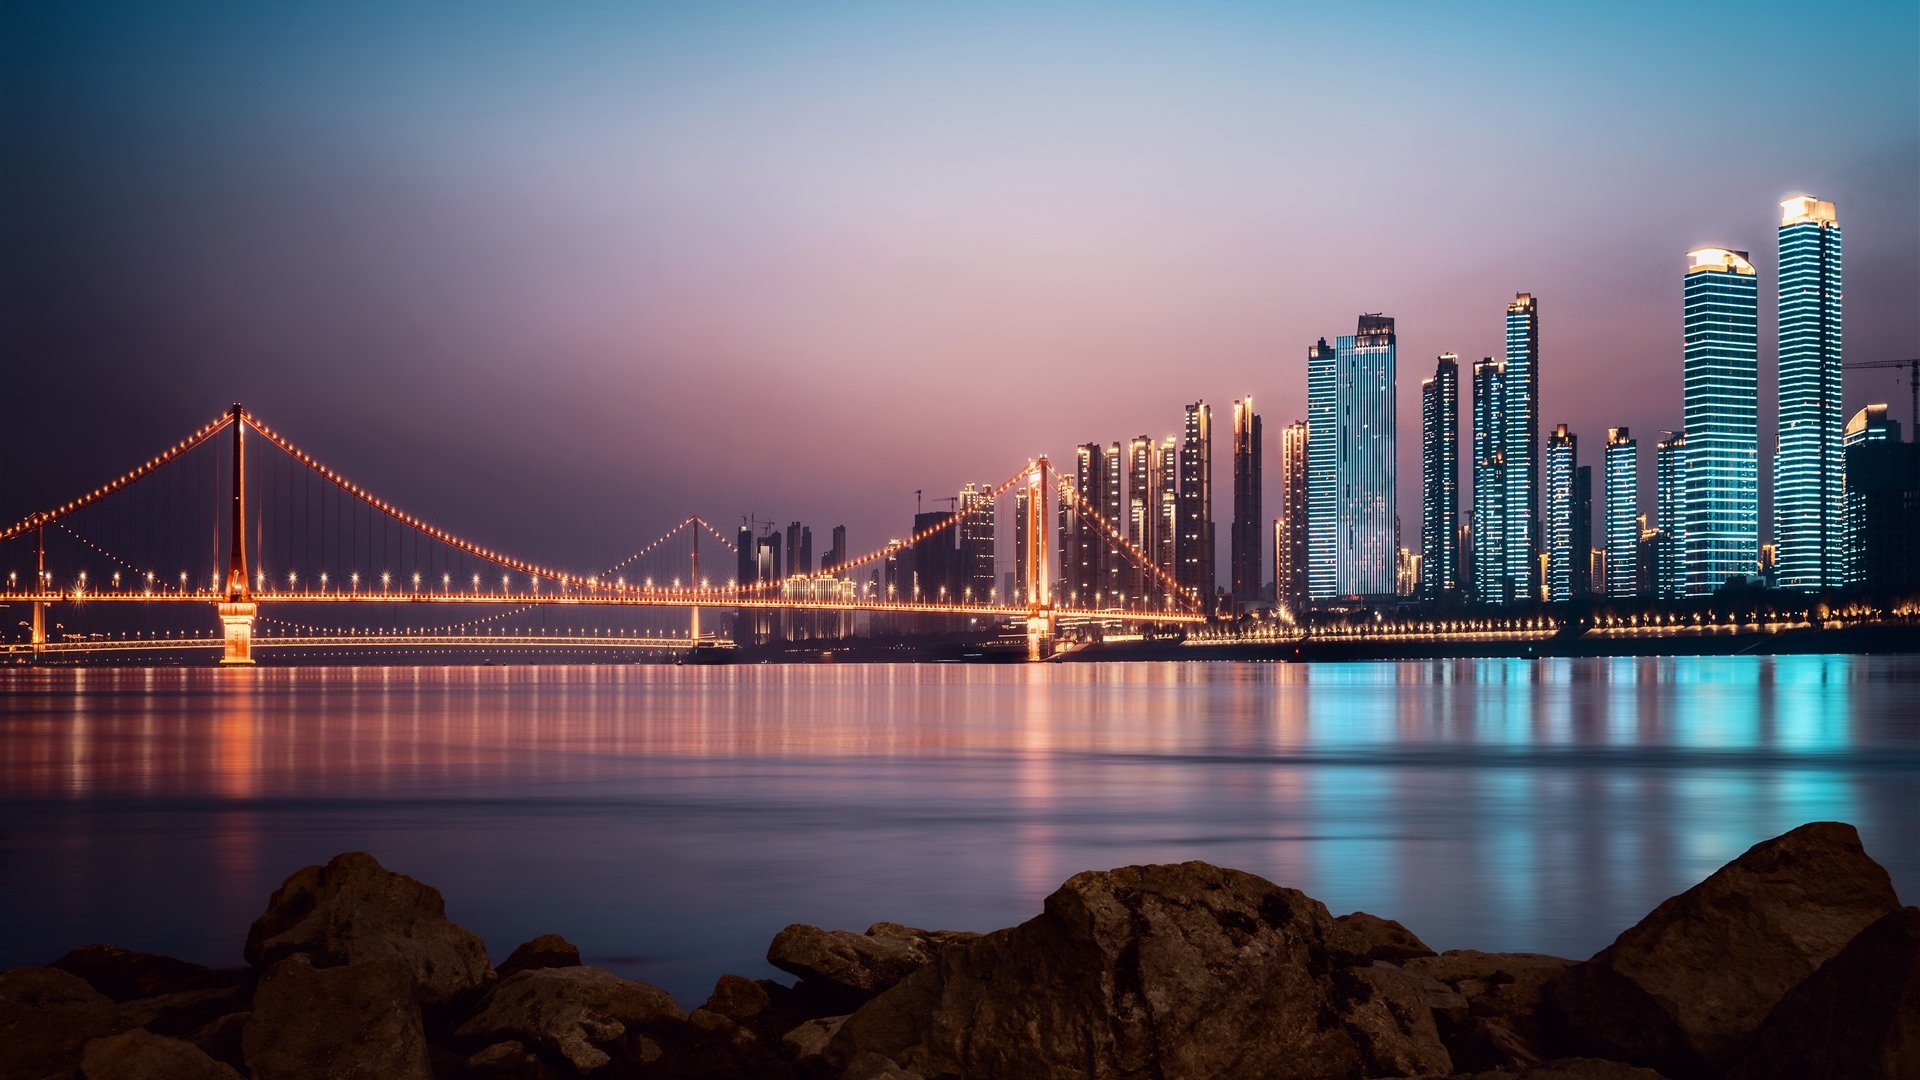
[320,572,328,591]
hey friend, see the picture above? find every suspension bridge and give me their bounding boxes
[1,405,1209,664]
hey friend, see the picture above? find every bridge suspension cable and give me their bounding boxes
[0,411,232,544]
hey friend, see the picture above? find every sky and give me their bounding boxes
[3,1,1917,578]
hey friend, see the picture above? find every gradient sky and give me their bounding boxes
[4,1,1917,576]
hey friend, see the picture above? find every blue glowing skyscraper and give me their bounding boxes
[1471,356,1509,603]
[1421,354,1460,600]
[1544,424,1576,602]
[1503,293,1541,601]
[1306,338,1338,600]
[1774,196,1844,590]
[1605,427,1638,599]
[1336,316,1398,597]
[1681,247,1760,595]
[1655,430,1688,599]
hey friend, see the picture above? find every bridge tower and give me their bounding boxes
[217,403,257,665]
[30,527,46,661]
[1025,458,1055,660]
[689,519,701,644]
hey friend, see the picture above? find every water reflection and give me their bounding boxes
[0,656,1915,1006]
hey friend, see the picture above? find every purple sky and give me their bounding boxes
[4,3,1916,579]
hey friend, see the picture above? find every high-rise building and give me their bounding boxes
[1177,403,1214,602]
[908,511,959,603]
[1064,443,1109,605]
[1682,247,1760,596]
[1013,487,1031,603]
[1127,435,1158,601]
[1605,427,1639,599]
[958,483,996,602]
[1504,294,1542,602]
[1655,431,1688,599]
[1843,405,1918,592]
[1230,398,1263,604]
[785,522,805,577]
[1276,420,1309,611]
[736,525,756,587]
[821,525,848,577]
[1572,465,1593,596]
[1306,338,1338,600]
[1471,356,1510,604]
[1155,435,1179,586]
[1775,196,1845,590]
[1333,316,1397,597]
[1421,355,1460,601]
[1102,441,1125,604]
[1544,424,1577,601]
[755,532,783,585]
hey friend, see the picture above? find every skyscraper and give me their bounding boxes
[1682,247,1760,596]
[1336,315,1397,597]
[1127,435,1160,603]
[1504,294,1541,601]
[1102,441,1124,604]
[1421,355,1460,600]
[1774,196,1845,590]
[1471,355,1509,604]
[1544,424,1576,601]
[958,483,995,602]
[1655,431,1688,599]
[822,525,847,577]
[1277,420,1309,611]
[1230,398,1263,604]
[1177,403,1214,602]
[1843,404,1918,592]
[1605,427,1638,599]
[1065,443,1108,604]
[1306,338,1338,600]
[1155,435,1178,586]
[1013,486,1031,603]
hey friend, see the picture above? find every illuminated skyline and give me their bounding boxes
[2,3,1915,575]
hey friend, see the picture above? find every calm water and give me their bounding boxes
[2,657,1917,1006]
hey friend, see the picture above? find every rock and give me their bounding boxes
[77,1029,243,1079]
[243,852,493,1010]
[1345,962,1454,1077]
[453,965,685,1074]
[1449,1060,1669,1079]
[841,1051,925,1080]
[828,861,1454,1080]
[703,973,837,1046]
[768,922,979,1007]
[182,1011,249,1075]
[241,955,432,1080]
[780,1014,847,1067]
[114,984,250,1039]
[497,934,582,981]
[52,945,240,1003]
[1334,911,1438,962]
[0,966,126,1080]
[1406,950,1576,1069]
[1726,905,1920,1080]
[1547,821,1900,1076]
[464,1039,557,1078]
[682,1007,797,1079]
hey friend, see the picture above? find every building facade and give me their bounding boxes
[1544,424,1577,602]
[1572,464,1593,596]
[1471,355,1509,604]
[958,482,996,602]
[1276,420,1310,611]
[1420,355,1460,601]
[1682,247,1760,595]
[1306,338,1338,600]
[1504,294,1541,602]
[1843,405,1918,593]
[1774,196,1845,590]
[1177,403,1215,603]
[1655,431,1688,599]
[1336,316,1398,597]
[1230,398,1263,605]
[1605,427,1639,599]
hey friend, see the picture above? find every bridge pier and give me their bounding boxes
[30,600,45,660]
[218,602,258,665]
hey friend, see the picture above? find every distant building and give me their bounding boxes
[1276,420,1310,610]
[785,522,807,577]
[1544,424,1577,602]
[1177,403,1215,602]
[1013,487,1031,604]
[736,525,755,587]
[1775,196,1845,590]
[1472,355,1510,604]
[1127,435,1161,601]
[1396,548,1422,598]
[1306,338,1338,599]
[1844,405,1918,593]
[1655,432,1688,599]
[1155,435,1179,587]
[1063,443,1108,605]
[1683,247,1760,595]
[1230,397,1263,605]
[958,483,996,603]
[1504,293,1542,603]
[1421,355,1460,601]
[821,525,848,576]
[1308,316,1397,598]
[908,511,959,603]
[1605,428,1639,599]
[1572,464,1593,596]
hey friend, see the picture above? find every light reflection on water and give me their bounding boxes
[1,655,1915,1006]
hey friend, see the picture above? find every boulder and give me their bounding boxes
[779,1014,847,1069]
[453,965,684,1074]
[78,1029,243,1080]
[241,955,432,1080]
[1726,905,1920,1080]
[768,922,979,1007]
[497,934,582,981]
[1334,911,1438,962]
[114,984,251,1039]
[1547,821,1900,1076]
[1344,962,1455,1076]
[0,966,126,1080]
[828,861,1454,1080]
[243,852,492,1010]
[1406,950,1576,1070]
[1449,1061,1669,1079]
[52,945,240,1003]
[182,1011,249,1075]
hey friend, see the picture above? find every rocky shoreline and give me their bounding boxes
[3,821,1913,1079]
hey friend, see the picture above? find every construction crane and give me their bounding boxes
[1845,358,1920,434]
